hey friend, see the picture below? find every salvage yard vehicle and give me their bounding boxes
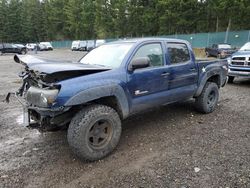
[95,39,106,47]
[40,42,53,51]
[205,43,236,58]
[6,38,228,161]
[26,43,37,51]
[71,40,87,51]
[38,44,48,51]
[227,42,250,83]
[86,40,95,51]
[0,43,27,55]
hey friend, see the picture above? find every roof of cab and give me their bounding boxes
[107,38,189,45]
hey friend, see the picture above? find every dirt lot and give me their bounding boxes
[0,50,249,188]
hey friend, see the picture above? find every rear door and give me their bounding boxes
[11,44,19,53]
[165,42,198,99]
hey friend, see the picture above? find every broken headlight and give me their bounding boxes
[26,86,59,108]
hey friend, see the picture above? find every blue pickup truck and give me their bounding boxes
[8,38,228,161]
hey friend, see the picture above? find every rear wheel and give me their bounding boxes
[195,82,219,114]
[67,104,122,161]
[228,76,234,84]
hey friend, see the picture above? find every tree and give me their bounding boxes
[0,0,250,42]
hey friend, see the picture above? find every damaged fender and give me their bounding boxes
[65,84,130,119]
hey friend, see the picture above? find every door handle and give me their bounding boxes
[161,72,170,76]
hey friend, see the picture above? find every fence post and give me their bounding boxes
[224,30,229,43]
[207,33,210,47]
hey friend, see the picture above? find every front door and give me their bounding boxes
[127,42,170,113]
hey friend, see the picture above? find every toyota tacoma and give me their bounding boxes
[6,38,228,161]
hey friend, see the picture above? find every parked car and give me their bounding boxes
[227,42,250,83]
[26,43,37,51]
[0,43,27,55]
[7,38,228,161]
[86,40,95,51]
[71,40,87,51]
[95,39,106,47]
[205,43,236,58]
[40,42,53,51]
[38,44,47,51]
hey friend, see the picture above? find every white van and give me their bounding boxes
[40,42,53,50]
[71,40,87,51]
[26,43,37,51]
[95,39,106,47]
[87,40,95,51]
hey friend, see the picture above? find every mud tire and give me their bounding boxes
[195,82,219,114]
[67,104,122,161]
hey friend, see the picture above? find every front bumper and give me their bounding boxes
[5,92,72,131]
[228,69,250,77]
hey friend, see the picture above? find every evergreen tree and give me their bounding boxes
[0,0,250,42]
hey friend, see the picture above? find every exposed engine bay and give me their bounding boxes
[6,55,110,131]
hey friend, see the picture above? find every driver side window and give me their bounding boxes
[133,43,163,67]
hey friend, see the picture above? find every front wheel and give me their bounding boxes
[195,82,219,114]
[67,104,122,161]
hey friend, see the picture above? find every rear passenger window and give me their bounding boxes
[167,43,190,64]
[0,44,3,49]
[133,43,163,67]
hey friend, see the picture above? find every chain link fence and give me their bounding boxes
[51,30,250,49]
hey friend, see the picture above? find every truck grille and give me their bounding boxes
[232,57,245,61]
[231,57,250,67]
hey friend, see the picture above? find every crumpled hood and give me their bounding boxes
[14,55,111,83]
[14,55,110,74]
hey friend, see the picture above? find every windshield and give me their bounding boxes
[72,41,79,45]
[240,42,250,51]
[218,44,231,49]
[80,43,134,68]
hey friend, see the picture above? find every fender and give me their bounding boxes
[65,84,129,118]
[194,67,222,97]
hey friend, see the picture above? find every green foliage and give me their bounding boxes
[0,0,249,43]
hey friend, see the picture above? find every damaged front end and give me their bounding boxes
[5,66,71,131]
[6,55,110,131]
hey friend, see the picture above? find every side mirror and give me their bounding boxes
[129,57,150,71]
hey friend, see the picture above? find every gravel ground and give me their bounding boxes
[0,50,249,188]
